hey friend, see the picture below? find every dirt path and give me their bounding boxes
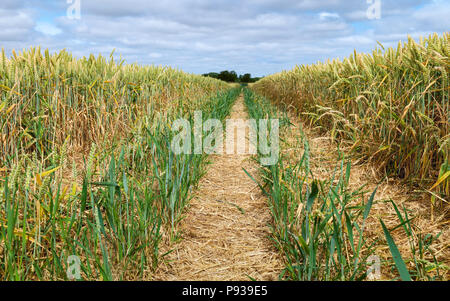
[154,95,284,281]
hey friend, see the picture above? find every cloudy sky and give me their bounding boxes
[1,0,448,76]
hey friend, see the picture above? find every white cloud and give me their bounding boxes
[148,52,162,59]
[319,12,340,20]
[0,0,447,76]
[35,22,62,36]
[0,8,34,41]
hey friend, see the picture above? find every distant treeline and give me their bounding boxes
[202,71,263,83]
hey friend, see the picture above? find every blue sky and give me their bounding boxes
[0,0,448,76]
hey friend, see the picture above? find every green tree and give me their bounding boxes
[241,73,251,83]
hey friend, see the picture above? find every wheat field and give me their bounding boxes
[0,33,448,281]
[253,33,449,200]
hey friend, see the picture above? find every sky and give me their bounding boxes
[0,0,449,77]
